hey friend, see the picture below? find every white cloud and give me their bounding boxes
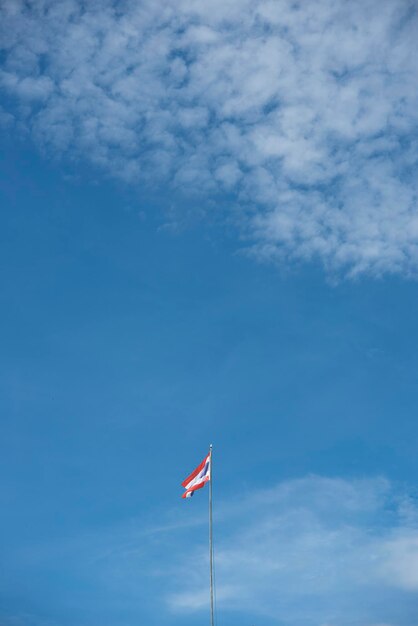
[381,535,418,590]
[3,476,418,625]
[1,0,418,276]
[167,476,418,625]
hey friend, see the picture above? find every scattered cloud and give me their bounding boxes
[1,0,418,276]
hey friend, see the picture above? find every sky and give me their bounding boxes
[1,1,418,625]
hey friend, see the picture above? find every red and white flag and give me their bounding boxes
[181,452,211,498]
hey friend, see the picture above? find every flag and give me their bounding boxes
[181,452,211,498]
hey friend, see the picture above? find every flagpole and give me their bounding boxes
[209,444,214,626]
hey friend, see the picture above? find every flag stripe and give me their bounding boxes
[181,454,210,488]
[181,479,209,498]
[181,452,211,498]
[183,460,210,490]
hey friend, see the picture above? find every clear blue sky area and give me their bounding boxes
[2,2,418,625]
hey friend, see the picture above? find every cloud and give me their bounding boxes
[2,476,418,625]
[168,476,418,625]
[1,0,418,276]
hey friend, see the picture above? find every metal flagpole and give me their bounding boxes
[209,444,215,626]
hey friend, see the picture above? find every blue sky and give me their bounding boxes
[1,1,418,625]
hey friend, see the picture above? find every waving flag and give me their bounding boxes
[181,452,211,498]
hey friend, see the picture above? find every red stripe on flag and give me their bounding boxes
[181,476,209,498]
[181,454,209,488]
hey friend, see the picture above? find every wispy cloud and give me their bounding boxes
[1,0,418,276]
[2,476,418,625]
[168,476,418,625]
